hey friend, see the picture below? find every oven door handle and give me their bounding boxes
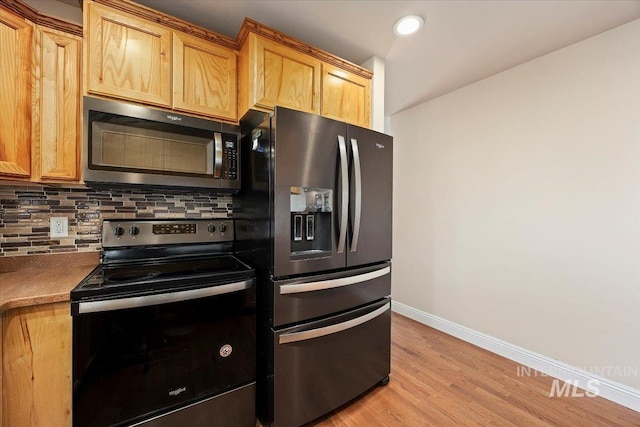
[75,279,253,314]
[279,266,390,295]
[279,301,390,344]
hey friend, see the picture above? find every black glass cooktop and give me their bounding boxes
[72,255,254,301]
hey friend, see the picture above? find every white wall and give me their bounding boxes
[361,56,386,133]
[390,19,640,390]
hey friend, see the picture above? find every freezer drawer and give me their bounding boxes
[273,262,391,327]
[271,298,391,427]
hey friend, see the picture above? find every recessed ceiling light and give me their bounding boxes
[393,15,424,36]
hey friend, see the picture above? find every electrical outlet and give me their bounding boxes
[50,217,69,238]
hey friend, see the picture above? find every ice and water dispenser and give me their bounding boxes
[290,187,332,259]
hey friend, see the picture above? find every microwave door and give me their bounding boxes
[82,96,240,191]
[272,107,348,278]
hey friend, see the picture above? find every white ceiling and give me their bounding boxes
[136,0,640,116]
[44,0,640,116]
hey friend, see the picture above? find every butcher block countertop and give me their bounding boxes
[0,252,100,313]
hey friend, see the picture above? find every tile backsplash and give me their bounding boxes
[0,184,232,257]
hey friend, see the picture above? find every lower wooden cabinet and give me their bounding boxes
[2,302,72,427]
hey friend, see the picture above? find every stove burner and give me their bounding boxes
[105,271,161,283]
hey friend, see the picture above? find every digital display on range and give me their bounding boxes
[152,224,196,234]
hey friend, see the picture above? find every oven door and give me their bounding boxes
[72,279,256,427]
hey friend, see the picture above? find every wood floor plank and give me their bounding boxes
[310,313,640,426]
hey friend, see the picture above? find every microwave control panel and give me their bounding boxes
[222,136,238,181]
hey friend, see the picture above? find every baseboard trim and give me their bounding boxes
[391,301,640,413]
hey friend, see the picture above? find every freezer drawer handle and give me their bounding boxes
[337,135,349,254]
[279,266,390,295]
[279,301,390,344]
[76,279,253,314]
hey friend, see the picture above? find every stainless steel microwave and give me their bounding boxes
[82,96,240,191]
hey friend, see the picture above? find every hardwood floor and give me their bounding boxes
[311,313,640,426]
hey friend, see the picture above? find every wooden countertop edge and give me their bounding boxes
[0,252,100,314]
[0,292,73,313]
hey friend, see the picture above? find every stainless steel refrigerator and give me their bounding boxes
[237,107,392,427]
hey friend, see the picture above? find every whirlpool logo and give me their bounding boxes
[375,143,385,149]
[166,114,182,121]
[168,386,187,397]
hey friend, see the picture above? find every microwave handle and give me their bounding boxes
[214,132,223,178]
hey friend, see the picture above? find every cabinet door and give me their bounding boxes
[173,31,237,121]
[86,1,171,106]
[251,34,320,114]
[33,27,81,181]
[2,302,72,427]
[0,8,32,178]
[321,63,371,128]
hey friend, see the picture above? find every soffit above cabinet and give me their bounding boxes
[1,0,82,35]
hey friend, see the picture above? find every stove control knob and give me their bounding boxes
[207,224,216,233]
[129,226,139,236]
[219,224,227,233]
[113,226,125,237]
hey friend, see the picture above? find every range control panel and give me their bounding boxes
[152,223,197,235]
[102,219,234,248]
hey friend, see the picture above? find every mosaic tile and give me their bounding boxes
[0,184,233,257]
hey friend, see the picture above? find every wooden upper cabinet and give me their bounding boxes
[173,31,237,121]
[86,1,172,107]
[237,19,372,127]
[239,32,321,116]
[33,27,82,181]
[0,7,32,178]
[321,63,371,128]
[85,0,238,122]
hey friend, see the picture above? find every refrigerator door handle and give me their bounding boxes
[279,265,390,295]
[279,301,390,344]
[350,138,362,252]
[337,135,349,254]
